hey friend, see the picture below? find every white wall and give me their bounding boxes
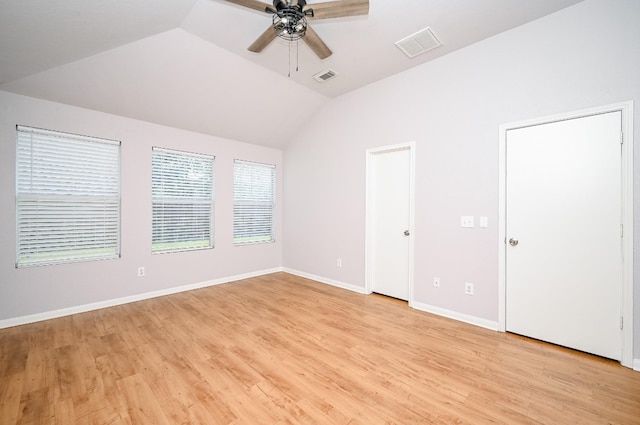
[283,0,640,355]
[0,90,283,323]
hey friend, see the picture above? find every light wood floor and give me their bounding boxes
[1,272,639,424]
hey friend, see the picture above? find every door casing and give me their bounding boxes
[498,101,634,368]
[365,142,416,305]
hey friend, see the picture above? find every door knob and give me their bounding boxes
[404,230,410,236]
[509,238,519,246]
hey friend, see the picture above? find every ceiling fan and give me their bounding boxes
[222,0,369,59]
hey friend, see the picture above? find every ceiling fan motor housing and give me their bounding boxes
[272,0,309,39]
[273,0,306,11]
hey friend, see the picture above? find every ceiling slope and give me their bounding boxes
[0,29,329,148]
[183,0,584,98]
[0,0,198,84]
[0,0,584,148]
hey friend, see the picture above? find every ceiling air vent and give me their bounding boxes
[313,68,339,83]
[395,27,442,58]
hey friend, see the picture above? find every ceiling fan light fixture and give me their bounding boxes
[224,0,370,61]
[273,9,307,40]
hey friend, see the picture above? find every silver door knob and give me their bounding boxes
[509,238,519,246]
[404,230,410,236]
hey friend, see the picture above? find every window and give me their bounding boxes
[16,125,121,267]
[233,160,275,245]
[152,148,214,253]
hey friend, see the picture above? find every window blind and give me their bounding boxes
[16,125,121,267]
[233,160,275,245]
[152,148,214,253]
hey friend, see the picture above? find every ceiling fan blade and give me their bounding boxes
[303,0,369,20]
[248,25,277,53]
[223,0,275,13]
[303,24,332,59]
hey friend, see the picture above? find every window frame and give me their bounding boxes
[151,147,215,254]
[233,159,276,246]
[15,125,122,268]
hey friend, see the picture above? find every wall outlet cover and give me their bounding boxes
[465,282,474,295]
[461,216,475,228]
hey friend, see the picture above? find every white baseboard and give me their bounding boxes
[283,268,367,294]
[634,358,640,372]
[283,269,498,331]
[0,267,283,329]
[411,300,499,331]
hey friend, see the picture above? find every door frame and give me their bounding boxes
[498,101,634,368]
[365,142,416,305]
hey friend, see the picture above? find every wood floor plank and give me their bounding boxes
[52,398,75,425]
[1,272,639,424]
[16,387,51,425]
[0,372,24,424]
[117,374,170,425]
[1,332,29,379]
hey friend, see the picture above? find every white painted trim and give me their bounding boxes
[408,143,416,308]
[283,268,367,294]
[411,301,499,331]
[633,359,640,372]
[364,142,416,305]
[620,102,634,369]
[284,269,501,333]
[498,101,634,368]
[0,267,284,329]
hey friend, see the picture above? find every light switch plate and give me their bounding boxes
[480,216,488,228]
[461,216,474,228]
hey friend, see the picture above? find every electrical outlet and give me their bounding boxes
[337,258,342,267]
[137,267,145,277]
[433,277,440,288]
[465,282,474,295]
[461,216,475,228]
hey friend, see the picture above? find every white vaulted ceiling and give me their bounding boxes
[0,0,583,148]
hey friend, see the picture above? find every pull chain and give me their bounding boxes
[287,39,301,78]
[288,38,291,77]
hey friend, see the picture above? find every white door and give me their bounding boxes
[505,111,622,360]
[370,147,411,300]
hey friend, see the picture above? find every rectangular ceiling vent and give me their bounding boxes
[313,68,339,83]
[395,27,442,58]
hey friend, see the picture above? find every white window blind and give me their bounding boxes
[234,160,275,245]
[16,125,121,267]
[152,147,214,253]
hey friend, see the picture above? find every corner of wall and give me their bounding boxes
[283,268,366,294]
